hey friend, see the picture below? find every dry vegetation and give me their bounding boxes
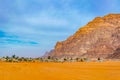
[0,61,120,80]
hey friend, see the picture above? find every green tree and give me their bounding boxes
[12,54,16,59]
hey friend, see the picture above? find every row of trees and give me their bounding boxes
[0,55,103,62]
[0,55,40,62]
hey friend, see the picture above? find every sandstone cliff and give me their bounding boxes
[48,14,120,58]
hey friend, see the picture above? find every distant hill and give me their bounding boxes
[47,14,120,59]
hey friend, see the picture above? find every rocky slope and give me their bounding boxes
[107,48,120,59]
[48,14,120,59]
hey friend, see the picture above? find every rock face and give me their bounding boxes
[48,14,120,59]
[107,48,120,59]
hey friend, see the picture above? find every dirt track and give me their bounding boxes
[0,61,120,80]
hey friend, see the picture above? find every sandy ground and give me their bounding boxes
[0,61,120,80]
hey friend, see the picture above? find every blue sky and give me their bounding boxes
[0,0,120,57]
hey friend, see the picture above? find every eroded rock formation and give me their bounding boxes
[48,14,120,59]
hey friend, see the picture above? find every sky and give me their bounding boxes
[0,0,120,57]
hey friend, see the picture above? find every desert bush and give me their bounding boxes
[12,55,16,59]
[98,57,101,61]
[97,57,104,62]
[47,56,51,59]
[64,58,67,62]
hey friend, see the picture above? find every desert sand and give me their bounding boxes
[0,61,120,80]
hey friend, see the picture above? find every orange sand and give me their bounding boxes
[0,61,120,80]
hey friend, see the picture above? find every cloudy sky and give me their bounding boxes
[0,0,120,57]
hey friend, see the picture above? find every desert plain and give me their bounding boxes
[0,61,120,80]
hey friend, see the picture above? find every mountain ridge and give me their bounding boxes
[47,14,120,59]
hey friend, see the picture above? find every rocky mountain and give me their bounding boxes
[48,14,120,59]
[107,48,120,59]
